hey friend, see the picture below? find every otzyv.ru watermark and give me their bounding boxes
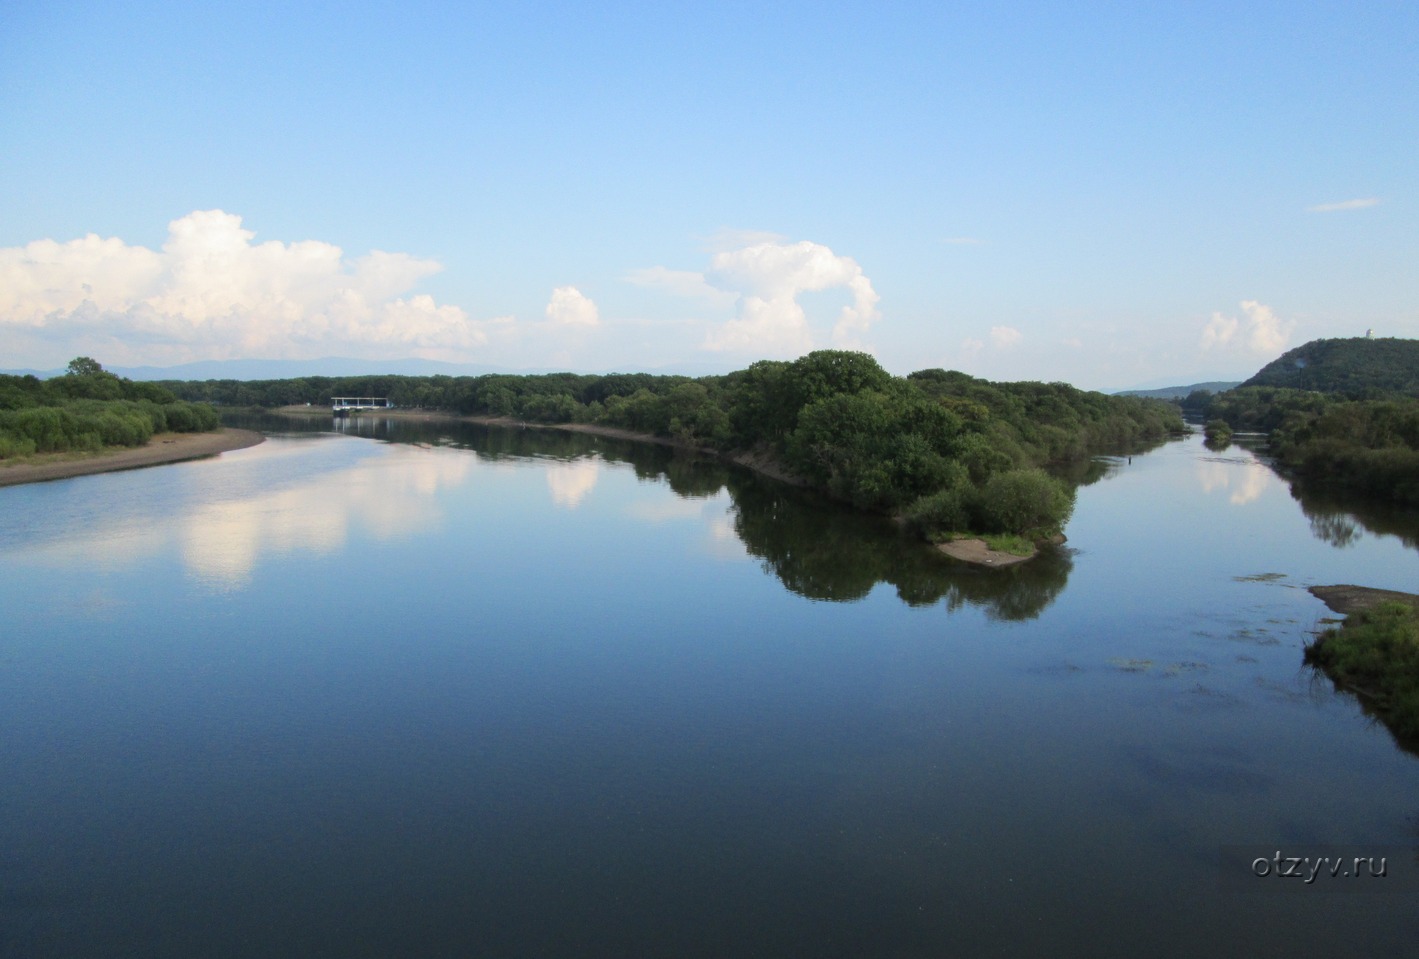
[1249,850,1386,883]
[1219,845,1418,895]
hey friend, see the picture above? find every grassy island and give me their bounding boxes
[1306,593,1419,748]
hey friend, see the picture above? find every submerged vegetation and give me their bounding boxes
[163,350,1183,541]
[1307,601,1419,747]
[0,358,221,459]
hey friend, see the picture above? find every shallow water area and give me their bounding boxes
[2,420,1418,957]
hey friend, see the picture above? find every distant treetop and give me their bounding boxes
[65,356,105,377]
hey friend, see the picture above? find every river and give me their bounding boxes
[2,418,1417,957]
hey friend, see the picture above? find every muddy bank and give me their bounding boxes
[1308,584,1419,617]
[0,429,265,487]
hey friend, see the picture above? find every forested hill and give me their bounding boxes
[1240,337,1419,397]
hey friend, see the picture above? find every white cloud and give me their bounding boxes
[1306,197,1379,213]
[990,325,1023,349]
[960,337,984,362]
[1239,300,1291,353]
[631,236,880,357]
[545,285,600,327]
[1200,300,1293,354]
[1200,312,1239,350]
[0,210,485,364]
[705,240,881,354]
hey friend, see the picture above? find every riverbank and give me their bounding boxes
[1306,584,1419,749]
[0,428,265,487]
[1308,584,1419,617]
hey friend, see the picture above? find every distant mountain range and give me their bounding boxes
[1113,381,1241,400]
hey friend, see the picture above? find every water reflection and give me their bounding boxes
[546,459,600,508]
[1195,456,1273,506]
[1292,487,1419,552]
[232,415,1080,619]
[488,427,1072,620]
[2,437,474,589]
[181,447,474,586]
[722,473,1073,618]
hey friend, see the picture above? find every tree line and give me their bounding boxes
[0,358,221,459]
[159,350,1183,539]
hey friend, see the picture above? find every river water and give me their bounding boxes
[3,418,1418,957]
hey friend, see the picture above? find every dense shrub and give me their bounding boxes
[972,469,1075,535]
[0,361,221,459]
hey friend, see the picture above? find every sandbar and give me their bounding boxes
[936,538,1037,568]
[0,429,265,487]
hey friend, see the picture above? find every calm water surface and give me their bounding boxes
[3,420,1418,957]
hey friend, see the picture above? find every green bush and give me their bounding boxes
[1306,602,1419,743]
[972,469,1075,535]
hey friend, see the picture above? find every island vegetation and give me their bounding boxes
[1306,597,1419,748]
[0,357,222,460]
[159,350,1183,547]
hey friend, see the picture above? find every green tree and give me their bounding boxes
[65,356,105,377]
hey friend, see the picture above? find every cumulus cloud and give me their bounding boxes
[703,240,882,354]
[990,325,1023,349]
[545,286,600,327]
[1200,300,1293,354]
[1200,312,1239,351]
[1307,197,1379,213]
[0,210,485,364]
[630,237,881,357]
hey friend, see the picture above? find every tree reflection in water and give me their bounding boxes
[235,414,1080,620]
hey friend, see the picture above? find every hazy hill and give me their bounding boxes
[1115,381,1240,400]
[1240,337,1419,397]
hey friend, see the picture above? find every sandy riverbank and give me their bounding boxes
[0,429,265,488]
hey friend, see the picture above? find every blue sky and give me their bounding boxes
[2,1,1414,389]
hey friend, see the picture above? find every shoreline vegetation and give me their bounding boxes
[2,357,228,471]
[1307,585,1419,749]
[0,428,264,487]
[9,351,1183,567]
[164,350,1185,565]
